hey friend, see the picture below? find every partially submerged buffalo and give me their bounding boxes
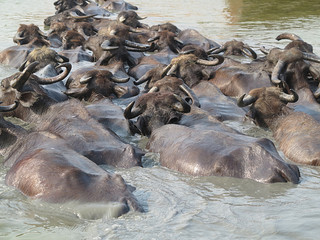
[146,113,300,183]
[238,86,320,166]
[4,130,143,218]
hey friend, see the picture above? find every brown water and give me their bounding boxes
[1,0,320,239]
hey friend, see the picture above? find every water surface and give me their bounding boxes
[1,0,320,239]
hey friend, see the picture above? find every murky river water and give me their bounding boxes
[1,0,320,239]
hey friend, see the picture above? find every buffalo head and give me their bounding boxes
[237,86,298,128]
[208,39,257,59]
[124,92,191,136]
[65,67,138,101]
[162,53,224,87]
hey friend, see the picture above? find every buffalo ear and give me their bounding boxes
[19,91,39,107]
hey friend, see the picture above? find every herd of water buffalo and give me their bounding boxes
[1,0,320,217]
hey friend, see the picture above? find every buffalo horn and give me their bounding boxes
[313,87,320,99]
[197,54,224,66]
[161,64,172,77]
[13,31,25,42]
[148,86,159,93]
[124,101,144,119]
[208,46,226,54]
[178,49,196,55]
[147,36,160,42]
[79,74,93,84]
[237,94,257,107]
[302,52,320,63]
[111,75,130,83]
[56,54,69,63]
[174,37,184,45]
[101,40,119,51]
[125,40,152,49]
[179,84,201,107]
[35,63,71,85]
[242,45,257,59]
[276,33,303,41]
[69,11,96,19]
[134,73,151,85]
[309,65,320,81]
[271,59,286,85]
[260,46,269,55]
[0,101,19,112]
[172,94,191,113]
[166,63,178,76]
[11,61,39,90]
[279,89,299,103]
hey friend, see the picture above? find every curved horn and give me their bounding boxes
[13,31,25,43]
[276,33,303,41]
[242,45,257,59]
[237,94,257,107]
[173,37,184,45]
[178,49,196,55]
[179,83,201,107]
[309,65,320,81]
[124,40,152,50]
[147,36,160,43]
[136,15,147,20]
[260,46,269,55]
[279,89,299,103]
[124,101,144,119]
[0,101,19,112]
[69,11,96,19]
[79,74,93,84]
[172,94,191,113]
[313,87,320,99]
[134,73,152,85]
[111,75,130,83]
[148,86,159,93]
[56,54,69,63]
[197,54,224,66]
[166,63,179,76]
[302,52,320,63]
[101,40,119,51]
[206,46,220,54]
[161,64,173,78]
[208,46,226,54]
[35,63,72,85]
[11,61,40,89]
[271,59,286,85]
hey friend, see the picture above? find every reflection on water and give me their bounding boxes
[1,0,320,239]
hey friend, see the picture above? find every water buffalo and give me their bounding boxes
[0,24,50,69]
[4,130,143,218]
[19,46,69,72]
[53,0,110,17]
[268,47,320,121]
[0,61,71,121]
[97,0,138,12]
[178,29,220,51]
[238,86,320,166]
[207,46,290,97]
[85,98,135,137]
[146,109,300,184]
[65,66,139,101]
[124,91,191,136]
[208,39,257,59]
[162,53,224,88]
[191,81,246,121]
[117,10,148,28]
[36,98,144,168]
[0,101,26,155]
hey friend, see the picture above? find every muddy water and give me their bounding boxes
[1,0,320,239]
